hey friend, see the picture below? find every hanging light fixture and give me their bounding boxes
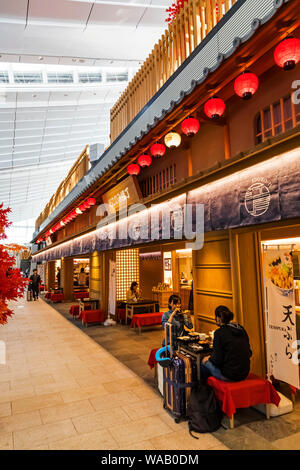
[138,154,152,167]
[127,163,140,175]
[274,37,300,70]
[234,71,259,100]
[181,117,200,137]
[87,197,96,206]
[164,132,181,148]
[150,142,166,158]
[204,97,225,119]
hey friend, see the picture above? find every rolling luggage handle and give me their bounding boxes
[155,310,177,367]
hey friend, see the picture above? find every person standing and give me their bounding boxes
[30,269,41,301]
[78,267,86,286]
[56,267,61,289]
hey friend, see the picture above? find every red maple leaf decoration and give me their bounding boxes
[0,204,28,325]
[165,0,189,23]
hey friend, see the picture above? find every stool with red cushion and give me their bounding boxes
[45,292,51,300]
[116,308,126,323]
[69,305,80,318]
[79,309,106,326]
[131,312,163,334]
[50,293,65,303]
[207,373,281,428]
[148,348,159,369]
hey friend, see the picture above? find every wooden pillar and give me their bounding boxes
[89,251,102,306]
[46,260,56,291]
[61,257,73,301]
[185,144,193,177]
[224,123,231,160]
[229,229,266,376]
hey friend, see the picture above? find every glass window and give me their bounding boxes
[283,95,293,130]
[273,101,282,135]
[14,72,43,83]
[0,71,9,83]
[106,71,128,82]
[47,72,73,83]
[78,72,102,83]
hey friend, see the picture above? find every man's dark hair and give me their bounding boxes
[168,294,181,310]
[215,305,234,324]
[130,281,138,291]
[33,269,37,272]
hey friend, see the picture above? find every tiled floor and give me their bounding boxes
[0,296,227,450]
[1,296,300,450]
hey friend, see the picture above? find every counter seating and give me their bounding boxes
[207,373,281,428]
[131,312,163,334]
[79,309,106,326]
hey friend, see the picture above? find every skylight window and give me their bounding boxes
[0,71,9,83]
[106,71,128,82]
[14,72,43,84]
[78,72,102,83]
[47,72,74,83]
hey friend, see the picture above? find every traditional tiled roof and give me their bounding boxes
[34,0,290,240]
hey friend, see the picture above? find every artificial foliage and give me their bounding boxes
[0,204,28,324]
[165,0,189,23]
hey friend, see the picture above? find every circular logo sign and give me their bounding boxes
[245,182,271,217]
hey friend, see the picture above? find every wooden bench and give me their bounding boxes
[131,312,163,334]
[207,373,281,428]
[79,309,106,326]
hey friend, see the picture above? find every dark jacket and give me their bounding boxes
[210,323,252,382]
[162,310,193,348]
[30,274,41,287]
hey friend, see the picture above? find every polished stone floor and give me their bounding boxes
[0,295,299,450]
[50,298,300,450]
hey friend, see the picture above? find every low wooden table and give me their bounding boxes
[125,300,157,325]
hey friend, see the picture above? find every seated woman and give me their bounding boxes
[201,305,252,382]
[162,294,193,349]
[126,281,141,303]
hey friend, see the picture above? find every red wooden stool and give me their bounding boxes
[79,309,106,326]
[207,373,281,428]
[69,305,80,318]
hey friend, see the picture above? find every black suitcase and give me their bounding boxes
[162,312,197,422]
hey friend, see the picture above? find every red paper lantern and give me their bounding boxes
[204,97,225,119]
[274,37,300,71]
[181,117,200,137]
[78,203,86,212]
[87,197,96,206]
[150,143,166,158]
[234,72,259,100]
[127,163,140,176]
[138,154,152,167]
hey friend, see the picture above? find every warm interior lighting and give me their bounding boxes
[262,238,300,246]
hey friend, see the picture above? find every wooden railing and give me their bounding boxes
[35,147,89,230]
[110,0,237,143]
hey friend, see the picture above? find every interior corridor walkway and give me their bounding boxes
[0,296,227,450]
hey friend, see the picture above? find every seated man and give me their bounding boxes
[201,305,252,382]
[162,294,193,349]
